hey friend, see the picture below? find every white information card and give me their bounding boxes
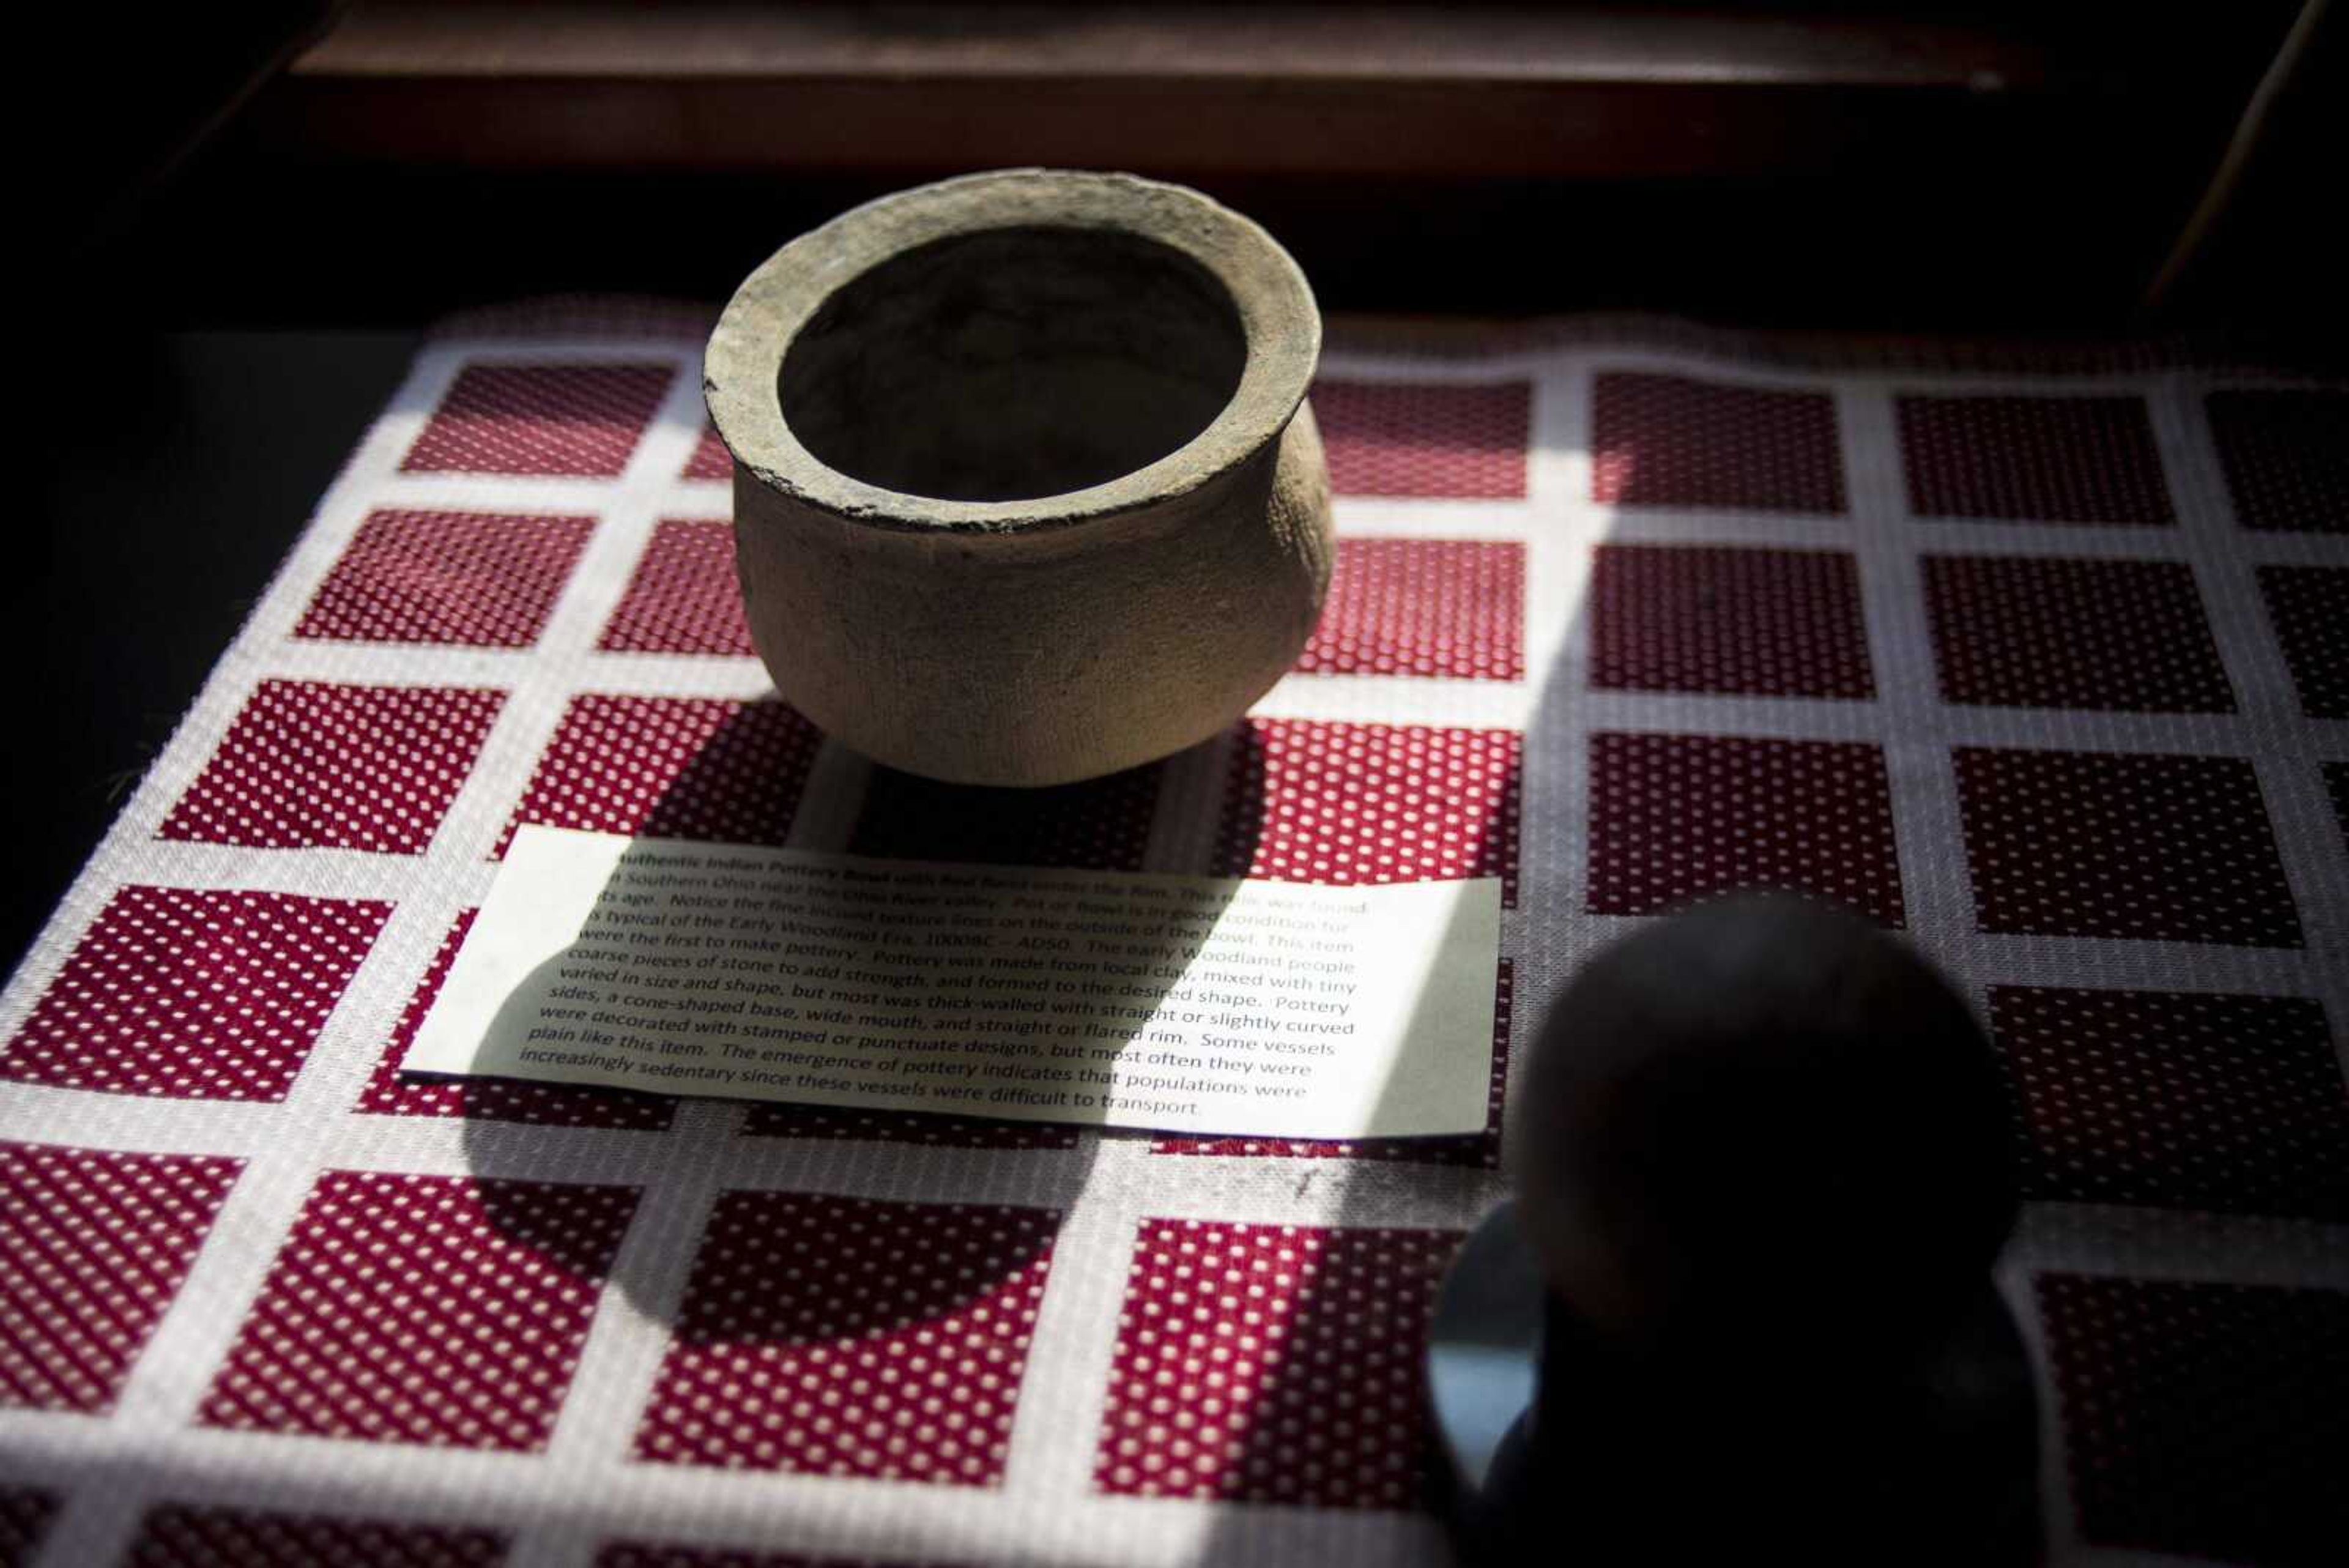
[406,827,1502,1139]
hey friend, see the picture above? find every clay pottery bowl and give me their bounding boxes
[704,169,1332,787]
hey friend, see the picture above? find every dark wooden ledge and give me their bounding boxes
[95,3,2315,329]
[269,3,2066,179]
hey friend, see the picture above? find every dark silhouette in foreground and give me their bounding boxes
[1431,894,2041,1566]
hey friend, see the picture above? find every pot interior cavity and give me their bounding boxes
[777,226,1250,503]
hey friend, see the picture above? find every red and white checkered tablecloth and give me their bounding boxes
[4,304,2347,1568]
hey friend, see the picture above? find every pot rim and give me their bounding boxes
[704,168,1321,535]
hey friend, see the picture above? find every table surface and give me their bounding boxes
[2,303,2345,1568]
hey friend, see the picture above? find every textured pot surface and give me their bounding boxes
[706,169,1333,786]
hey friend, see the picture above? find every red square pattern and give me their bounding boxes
[2257,565,2348,719]
[160,680,505,855]
[356,910,675,1129]
[1,1142,241,1412]
[849,762,1162,874]
[1924,555,2234,713]
[401,362,675,477]
[1588,543,1872,699]
[0,1489,59,1564]
[1592,371,1845,513]
[1897,395,2174,526]
[1312,379,1530,499]
[2206,389,2349,533]
[1093,1220,1458,1509]
[682,423,734,481]
[1294,538,1526,680]
[2036,1274,2348,1566]
[1,885,388,1101]
[500,695,821,856]
[1953,748,2301,946]
[1586,732,1906,926]
[600,1548,960,1568]
[124,1505,507,1568]
[1212,719,1521,907]
[1991,987,2348,1220]
[198,1172,639,1450]
[294,508,595,648]
[1153,960,1513,1166]
[598,520,754,656]
[634,1192,1059,1484]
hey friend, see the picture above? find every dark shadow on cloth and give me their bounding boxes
[1121,741,1523,1541]
[1186,359,2066,1564]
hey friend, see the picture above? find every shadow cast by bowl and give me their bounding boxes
[445,699,1265,1335]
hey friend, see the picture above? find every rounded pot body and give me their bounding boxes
[705,169,1334,787]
